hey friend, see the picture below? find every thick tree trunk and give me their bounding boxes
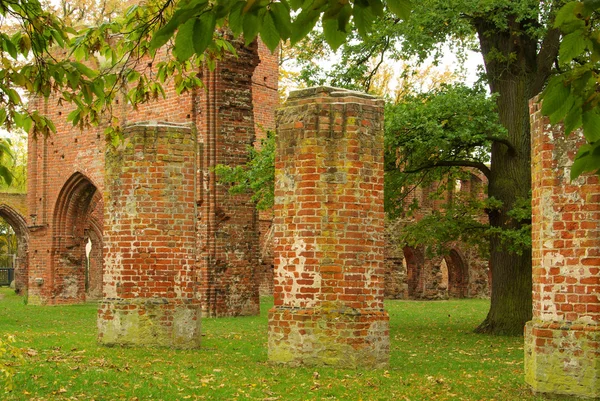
[473,14,557,335]
[475,73,533,335]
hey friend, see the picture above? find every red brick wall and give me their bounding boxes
[196,40,261,317]
[26,92,105,304]
[25,40,277,311]
[525,100,600,398]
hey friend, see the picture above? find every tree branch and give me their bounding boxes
[402,160,492,180]
[533,26,560,95]
[486,135,516,153]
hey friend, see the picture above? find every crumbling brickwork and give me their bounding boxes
[268,86,389,368]
[19,38,278,331]
[196,43,261,317]
[99,123,200,347]
[525,100,600,398]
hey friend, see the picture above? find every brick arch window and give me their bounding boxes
[51,172,103,301]
[444,249,469,298]
[0,205,29,294]
[403,246,424,298]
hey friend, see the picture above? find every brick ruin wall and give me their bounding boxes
[20,40,279,314]
[384,175,490,300]
[525,101,599,398]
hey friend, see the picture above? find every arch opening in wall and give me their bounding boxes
[403,246,423,299]
[0,205,29,294]
[52,173,104,302]
[444,249,468,298]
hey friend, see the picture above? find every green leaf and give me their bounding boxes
[243,10,261,45]
[554,1,584,30]
[322,16,347,50]
[570,145,592,179]
[386,0,411,20]
[582,109,600,142]
[270,2,292,41]
[584,0,600,12]
[19,113,32,133]
[260,12,281,52]
[542,76,570,118]
[353,2,375,37]
[0,165,13,186]
[368,0,385,17]
[559,31,587,63]
[563,99,582,136]
[0,109,6,126]
[193,12,217,55]
[228,1,246,36]
[67,71,80,89]
[72,61,98,78]
[174,18,196,61]
[2,38,18,59]
[150,2,207,51]
[290,9,320,44]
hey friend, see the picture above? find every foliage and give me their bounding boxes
[0,334,22,393]
[542,0,600,179]
[215,131,275,211]
[0,219,17,267]
[383,84,532,257]
[0,134,26,192]
[0,287,571,400]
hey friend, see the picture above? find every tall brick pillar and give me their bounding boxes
[98,123,201,348]
[268,87,389,368]
[196,41,261,317]
[525,100,600,398]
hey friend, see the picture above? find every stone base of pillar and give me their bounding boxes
[268,305,389,368]
[98,299,201,349]
[525,321,600,398]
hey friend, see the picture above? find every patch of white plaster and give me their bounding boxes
[542,252,565,268]
[277,235,321,308]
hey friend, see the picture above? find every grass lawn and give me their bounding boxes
[0,288,567,401]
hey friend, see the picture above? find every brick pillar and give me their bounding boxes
[525,100,600,398]
[268,86,389,368]
[196,41,261,317]
[98,123,200,348]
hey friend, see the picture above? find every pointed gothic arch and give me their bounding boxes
[51,172,103,302]
[0,203,29,293]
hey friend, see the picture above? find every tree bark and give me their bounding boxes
[472,14,557,335]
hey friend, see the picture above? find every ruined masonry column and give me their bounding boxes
[525,100,600,398]
[98,123,201,348]
[268,86,389,367]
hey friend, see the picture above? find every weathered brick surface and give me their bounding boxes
[525,100,600,398]
[26,94,105,305]
[22,39,277,321]
[0,193,28,293]
[98,123,200,348]
[196,41,261,317]
[268,86,389,368]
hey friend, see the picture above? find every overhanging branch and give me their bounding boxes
[402,160,491,180]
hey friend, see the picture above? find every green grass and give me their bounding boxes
[0,288,568,401]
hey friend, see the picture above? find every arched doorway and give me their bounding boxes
[444,249,468,298]
[403,246,424,298]
[0,205,28,294]
[52,173,103,302]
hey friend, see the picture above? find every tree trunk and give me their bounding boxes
[472,14,554,335]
